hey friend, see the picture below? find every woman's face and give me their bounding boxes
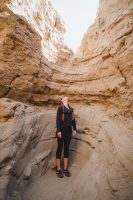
[61,96,68,104]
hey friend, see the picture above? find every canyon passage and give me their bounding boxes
[0,0,133,200]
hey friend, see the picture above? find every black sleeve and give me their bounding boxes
[56,106,62,132]
[72,109,77,131]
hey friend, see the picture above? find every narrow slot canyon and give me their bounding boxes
[0,0,133,200]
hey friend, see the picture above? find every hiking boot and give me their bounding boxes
[56,169,64,178]
[63,169,71,177]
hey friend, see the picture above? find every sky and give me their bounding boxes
[51,0,99,53]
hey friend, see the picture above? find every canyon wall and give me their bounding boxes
[0,0,133,118]
[0,0,72,62]
[1,98,133,200]
[0,0,133,200]
[75,0,133,117]
[0,98,56,199]
[0,0,72,105]
[68,1,133,199]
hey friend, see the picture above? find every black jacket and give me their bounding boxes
[56,105,77,132]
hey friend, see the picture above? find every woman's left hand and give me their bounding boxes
[72,130,77,137]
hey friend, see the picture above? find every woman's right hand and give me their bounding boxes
[57,132,62,138]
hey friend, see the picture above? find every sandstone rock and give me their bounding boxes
[75,0,133,117]
[0,0,74,106]
[5,0,67,62]
[65,104,133,200]
[0,98,56,199]
[23,165,31,179]
[0,0,132,119]
[0,0,133,200]
[8,102,132,200]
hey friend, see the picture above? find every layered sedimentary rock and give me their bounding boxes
[1,0,132,118]
[74,0,133,117]
[0,0,73,104]
[0,0,71,62]
[50,0,133,117]
[0,98,133,200]
[67,104,133,200]
[67,1,133,199]
[0,0,133,200]
[0,98,56,199]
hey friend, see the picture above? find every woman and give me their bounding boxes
[55,96,77,178]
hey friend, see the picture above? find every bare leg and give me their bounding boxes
[56,158,61,170]
[64,157,69,170]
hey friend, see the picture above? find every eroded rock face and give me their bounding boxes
[0,0,133,200]
[66,104,133,200]
[0,98,132,200]
[1,0,69,62]
[0,98,56,199]
[75,0,133,117]
[0,0,73,105]
[32,0,133,117]
[1,0,132,118]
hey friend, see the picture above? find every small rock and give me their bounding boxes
[23,165,31,179]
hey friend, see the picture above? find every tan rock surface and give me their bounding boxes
[75,0,133,117]
[0,98,56,199]
[0,0,133,200]
[0,99,132,200]
[2,0,69,62]
[0,0,73,105]
[0,0,132,118]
